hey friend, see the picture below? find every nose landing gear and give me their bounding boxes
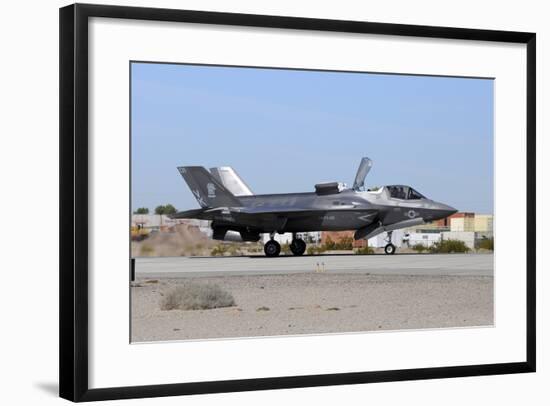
[384,231,396,255]
[384,243,396,255]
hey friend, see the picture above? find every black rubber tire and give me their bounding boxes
[384,243,396,255]
[290,238,307,256]
[264,240,281,257]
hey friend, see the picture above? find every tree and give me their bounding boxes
[163,204,177,215]
[133,207,149,214]
[154,204,177,215]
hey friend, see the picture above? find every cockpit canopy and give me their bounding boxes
[386,185,426,200]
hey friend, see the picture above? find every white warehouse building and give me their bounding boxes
[404,232,442,248]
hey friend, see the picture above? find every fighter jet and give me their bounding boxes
[171,158,457,256]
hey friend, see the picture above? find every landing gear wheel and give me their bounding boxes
[290,238,307,256]
[264,240,281,257]
[384,243,396,255]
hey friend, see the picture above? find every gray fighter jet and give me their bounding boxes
[171,158,457,256]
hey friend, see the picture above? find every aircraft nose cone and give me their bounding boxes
[439,203,458,218]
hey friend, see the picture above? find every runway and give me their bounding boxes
[135,253,493,278]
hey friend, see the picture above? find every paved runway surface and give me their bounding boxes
[135,253,493,278]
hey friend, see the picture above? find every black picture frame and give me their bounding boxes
[59,3,536,402]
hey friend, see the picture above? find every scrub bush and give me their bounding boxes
[355,246,374,255]
[429,239,470,253]
[161,283,236,310]
[477,237,494,251]
[412,243,427,253]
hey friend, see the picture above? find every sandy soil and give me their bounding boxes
[131,273,493,342]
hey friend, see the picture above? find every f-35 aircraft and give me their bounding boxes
[171,158,457,256]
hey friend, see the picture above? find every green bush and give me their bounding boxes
[477,237,494,251]
[323,236,336,250]
[307,245,326,255]
[281,243,291,254]
[140,244,155,255]
[227,245,240,256]
[210,244,228,256]
[307,237,356,255]
[320,235,353,251]
[355,246,374,255]
[430,239,470,253]
[334,236,354,250]
[411,243,427,253]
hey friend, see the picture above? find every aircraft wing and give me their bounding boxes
[169,208,209,219]
[171,206,379,229]
[239,207,319,216]
[238,206,379,219]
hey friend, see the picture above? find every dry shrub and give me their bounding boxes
[430,239,470,253]
[355,246,374,255]
[477,237,494,251]
[161,283,235,311]
[411,243,427,253]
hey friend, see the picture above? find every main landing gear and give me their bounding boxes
[264,240,281,257]
[263,232,306,257]
[384,231,396,255]
[289,234,306,256]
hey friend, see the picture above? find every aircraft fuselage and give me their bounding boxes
[210,188,455,234]
[172,160,457,256]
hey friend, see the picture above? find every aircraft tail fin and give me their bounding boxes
[177,166,242,208]
[209,166,254,196]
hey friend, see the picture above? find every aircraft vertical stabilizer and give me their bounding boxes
[210,166,254,196]
[177,166,242,208]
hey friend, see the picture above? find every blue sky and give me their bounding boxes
[131,62,494,214]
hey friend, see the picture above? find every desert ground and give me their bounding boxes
[131,258,493,342]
